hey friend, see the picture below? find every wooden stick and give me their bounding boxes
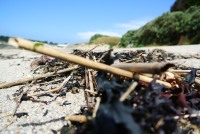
[0,66,78,89]
[169,69,191,73]
[66,115,87,123]
[111,62,174,74]
[195,78,200,85]
[8,37,172,88]
[92,97,101,118]
[27,72,73,97]
[88,70,95,93]
[97,49,113,62]
[140,73,154,78]
[120,82,138,102]
[85,89,97,95]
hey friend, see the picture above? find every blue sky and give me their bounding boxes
[0,0,175,44]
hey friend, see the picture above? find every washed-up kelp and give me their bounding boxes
[77,73,199,133]
[71,49,199,134]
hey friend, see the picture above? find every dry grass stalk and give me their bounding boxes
[8,37,172,88]
[0,66,78,89]
[0,114,13,119]
[120,82,138,102]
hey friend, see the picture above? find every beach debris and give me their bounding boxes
[27,71,74,97]
[8,37,172,88]
[0,37,199,133]
[111,62,174,74]
[30,55,52,68]
[0,66,78,89]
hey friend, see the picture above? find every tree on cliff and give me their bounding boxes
[171,0,200,12]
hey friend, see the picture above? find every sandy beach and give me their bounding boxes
[0,44,200,133]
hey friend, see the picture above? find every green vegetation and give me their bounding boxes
[171,0,200,11]
[89,34,108,44]
[0,35,58,45]
[89,34,121,48]
[120,5,200,47]
[31,39,57,45]
[33,42,44,50]
[0,35,9,43]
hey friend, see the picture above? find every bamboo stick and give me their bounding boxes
[8,37,172,88]
[0,66,78,89]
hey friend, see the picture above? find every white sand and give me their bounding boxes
[0,48,86,133]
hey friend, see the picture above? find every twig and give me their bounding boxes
[169,69,191,73]
[88,70,95,94]
[86,45,99,53]
[120,82,138,102]
[27,72,73,97]
[140,73,154,78]
[195,78,200,85]
[97,49,113,62]
[174,112,200,120]
[0,89,27,131]
[85,55,97,111]
[66,115,87,123]
[13,88,28,115]
[92,97,101,118]
[93,56,97,62]
[0,66,78,89]
[0,114,13,119]
[8,37,172,88]
[85,89,97,95]
[1,121,14,131]
[34,78,63,86]
[84,69,90,108]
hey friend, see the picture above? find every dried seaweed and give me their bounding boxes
[6,47,200,134]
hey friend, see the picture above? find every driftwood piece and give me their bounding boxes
[0,66,78,89]
[111,62,174,74]
[8,37,172,88]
